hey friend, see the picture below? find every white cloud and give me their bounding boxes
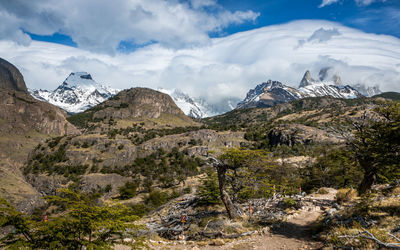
[319,0,386,7]
[354,0,386,5]
[0,0,259,54]
[1,20,399,105]
[319,0,340,8]
[297,27,341,47]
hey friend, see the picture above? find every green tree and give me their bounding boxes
[210,148,270,219]
[348,101,400,194]
[197,171,221,206]
[301,147,363,191]
[0,189,142,249]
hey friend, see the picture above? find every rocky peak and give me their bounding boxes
[318,67,331,81]
[91,87,193,123]
[0,58,28,93]
[30,72,119,113]
[299,70,315,88]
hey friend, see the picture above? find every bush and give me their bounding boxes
[118,181,139,200]
[281,198,298,209]
[317,187,330,195]
[129,203,150,217]
[197,172,221,206]
[336,188,358,204]
[144,190,170,208]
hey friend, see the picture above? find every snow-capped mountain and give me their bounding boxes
[30,72,119,113]
[157,88,217,118]
[30,72,219,118]
[237,70,363,109]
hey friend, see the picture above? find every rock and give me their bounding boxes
[92,87,193,123]
[268,124,341,146]
[79,173,132,195]
[261,226,270,235]
[0,58,28,93]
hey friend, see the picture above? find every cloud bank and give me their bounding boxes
[0,0,259,54]
[0,20,399,105]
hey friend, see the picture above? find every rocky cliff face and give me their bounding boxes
[0,89,78,135]
[0,58,28,93]
[268,124,342,147]
[0,58,78,213]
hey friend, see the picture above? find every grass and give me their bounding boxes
[326,191,400,249]
[336,188,358,204]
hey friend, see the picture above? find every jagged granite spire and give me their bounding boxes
[299,70,315,88]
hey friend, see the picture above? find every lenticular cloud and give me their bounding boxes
[0,20,399,104]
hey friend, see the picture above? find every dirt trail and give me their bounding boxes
[116,189,337,250]
[201,189,337,250]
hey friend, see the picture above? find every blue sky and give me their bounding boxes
[1,0,399,98]
[218,0,399,37]
[21,0,400,51]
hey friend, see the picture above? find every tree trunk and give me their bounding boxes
[216,165,241,219]
[358,170,376,195]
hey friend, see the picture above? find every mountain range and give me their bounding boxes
[30,68,382,117]
[30,72,218,118]
[236,69,381,109]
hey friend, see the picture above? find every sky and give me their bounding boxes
[0,0,399,105]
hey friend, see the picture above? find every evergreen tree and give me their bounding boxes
[348,101,400,194]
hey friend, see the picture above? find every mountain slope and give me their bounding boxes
[30,72,119,113]
[157,88,218,118]
[0,58,78,213]
[67,87,197,129]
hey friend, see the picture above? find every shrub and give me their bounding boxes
[145,190,169,208]
[281,198,298,209]
[317,187,330,195]
[129,203,150,217]
[104,184,112,193]
[336,188,358,204]
[197,172,221,206]
[118,181,139,200]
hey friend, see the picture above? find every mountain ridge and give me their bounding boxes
[237,69,365,109]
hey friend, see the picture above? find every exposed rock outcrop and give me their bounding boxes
[0,58,78,213]
[0,58,28,93]
[93,88,191,121]
[268,124,342,147]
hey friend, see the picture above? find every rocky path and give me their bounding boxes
[116,189,337,250]
[199,189,337,250]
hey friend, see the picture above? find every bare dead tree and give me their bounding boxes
[338,230,400,249]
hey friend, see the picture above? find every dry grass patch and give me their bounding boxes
[336,188,358,204]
